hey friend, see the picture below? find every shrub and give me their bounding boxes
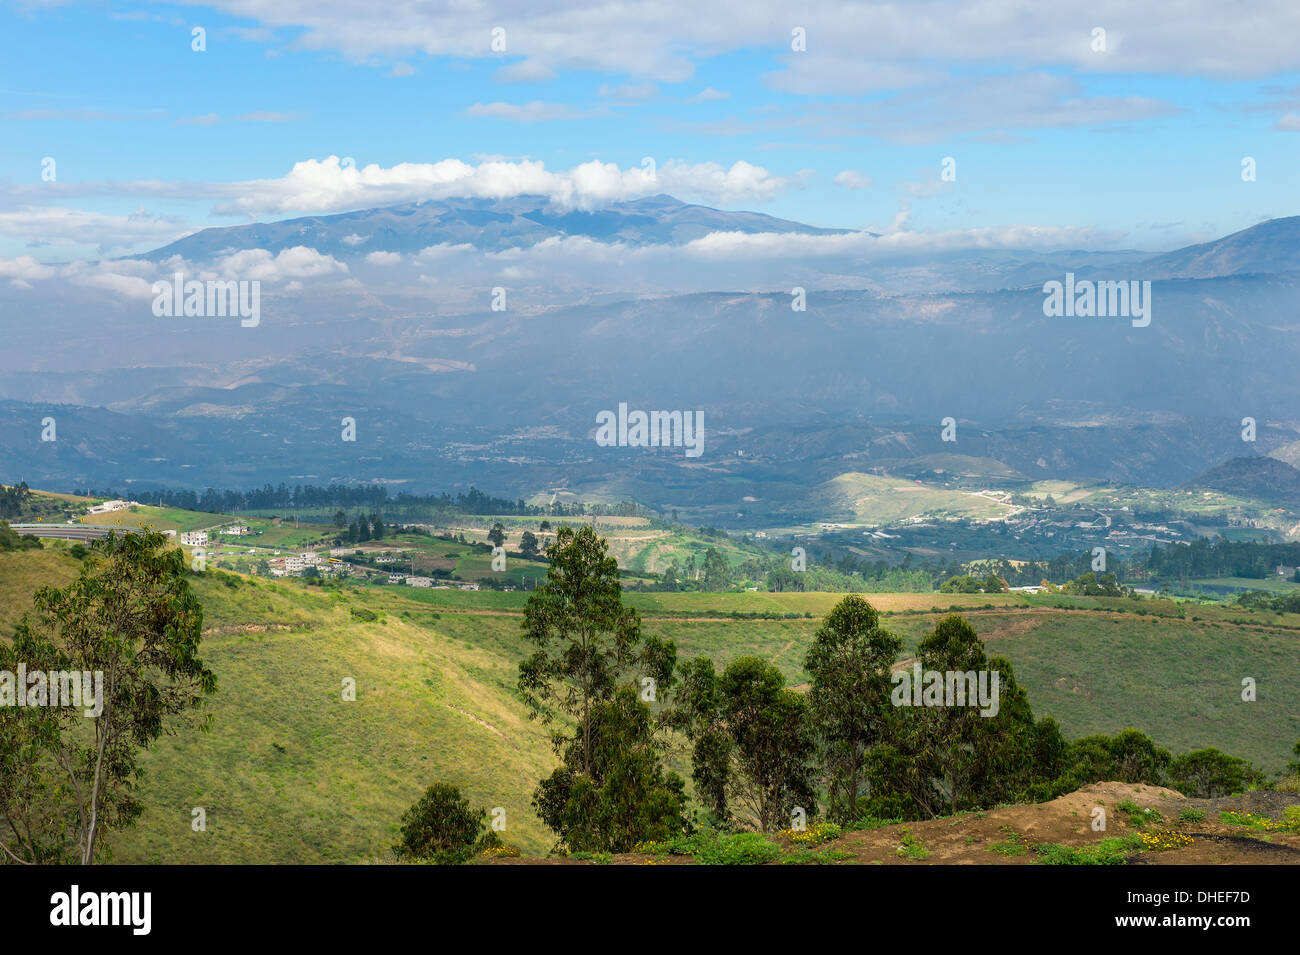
[691,831,782,865]
[1035,833,1142,865]
[1170,747,1263,798]
[1117,799,1164,829]
[394,782,486,865]
[896,828,929,860]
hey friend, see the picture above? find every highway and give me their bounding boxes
[7,523,116,541]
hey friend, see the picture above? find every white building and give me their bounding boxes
[180,530,208,547]
[406,576,434,588]
[88,499,138,515]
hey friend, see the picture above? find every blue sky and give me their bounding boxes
[4,0,1300,260]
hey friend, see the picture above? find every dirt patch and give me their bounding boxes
[484,782,1300,865]
[202,623,292,636]
[443,704,514,748]
[769,639,795,664]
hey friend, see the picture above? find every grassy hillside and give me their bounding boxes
[802,472,1015,526]
[3,543,1299,863]
[0,546,81,632]
[119,578,560,863]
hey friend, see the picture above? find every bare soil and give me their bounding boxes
[484,782,1300,865]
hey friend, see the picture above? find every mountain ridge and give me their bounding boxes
[138,193,857,261]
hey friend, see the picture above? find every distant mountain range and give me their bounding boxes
[138,194,855,260]
[3,199,1299,504]
[1142,216,1300,279]
[138,195,1300,285]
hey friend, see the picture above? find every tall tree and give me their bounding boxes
[519,530,540,559]
[700,547,731,592]
[672,655,817,832]
[0,531,216,864]
[804,595,901,823]
[517,524,672,776]
[871,614,1042,818]
[532,685,686,853]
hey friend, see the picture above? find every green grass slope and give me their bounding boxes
[3,545,1299,863]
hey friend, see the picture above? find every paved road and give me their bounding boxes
[7,523,115,541]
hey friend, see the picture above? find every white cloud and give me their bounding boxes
[207,155,799,217]
[164,0,1300,88]
[465,100,608,121]
[208,246,350,282]
[0,205,186,255]
[492,59,557,83]
[0,257,157,300]
[678,225,1115,260]
[766,57,946,95]
[0,247,344,304]
[0,256,57,281]
[679,73,1179,145]
[598,82,658,99]
[365,250,402,265]
[686,87,729,103]
[307,220,1129,298]
[834,170,873,190]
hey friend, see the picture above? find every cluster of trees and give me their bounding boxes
[400,527,1289,862]
[1237,589,1300,613]
[0,521,41,553]
[334,512,386,543]
[82,482,392,513]
[940,573,1009,594]
[639,548,933,595]
[1056,571,1130,597]
[633,547,730,593]
[0,531,216,864]
[80,483,649,522]
[1144,537,1300,581]
[484,522,542,559]
[958,552,1133,588]
[644,544,1146,597]
[0,482,32,519]
[763,560,933,594]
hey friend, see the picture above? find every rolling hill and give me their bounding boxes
[4,536,1299,863]
[1185,455,1300,505]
